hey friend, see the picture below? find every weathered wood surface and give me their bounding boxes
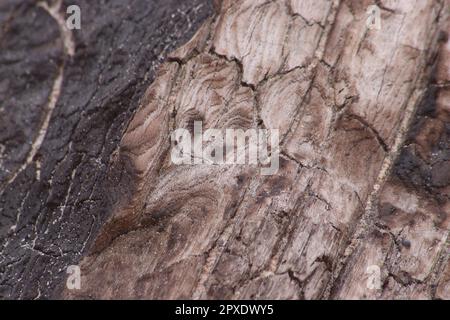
[0,0,214,299]
[61,0,449,299]
[334,29,450,299]
[1,0,449,300]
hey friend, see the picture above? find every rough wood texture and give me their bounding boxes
[60,0,449,299]
[333,33,450,299]
[0,0,214,299]
[1,0,449,300]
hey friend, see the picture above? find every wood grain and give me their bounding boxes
[59,0,450,299]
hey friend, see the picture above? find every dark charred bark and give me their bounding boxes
[0,0,214,299]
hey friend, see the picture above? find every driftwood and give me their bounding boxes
[1,0,449,299]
